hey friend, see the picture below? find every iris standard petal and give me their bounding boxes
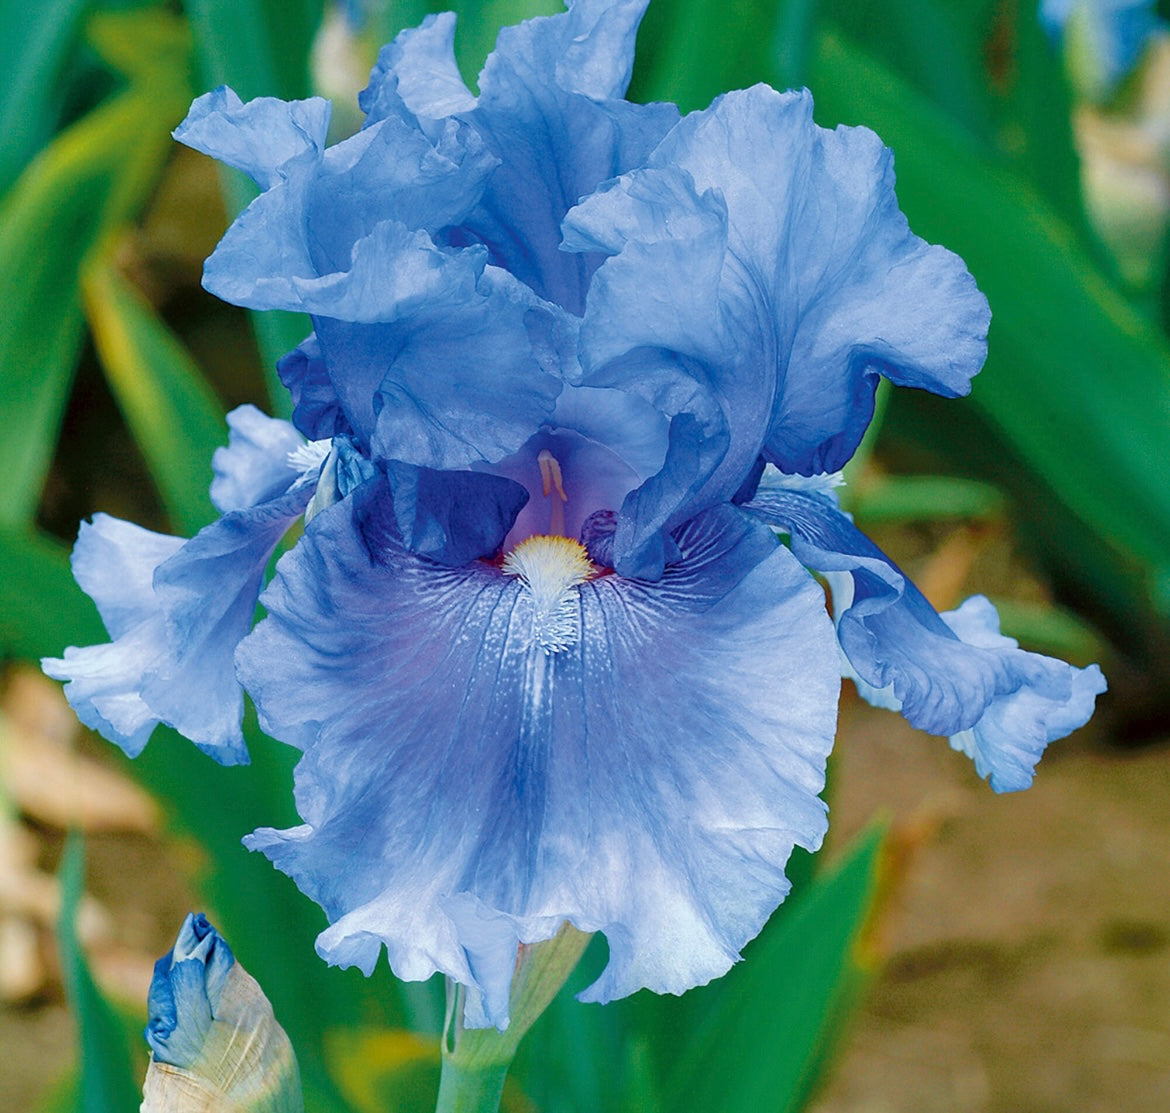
[184,93,495,316]
[567,85,990,500]
[312,256,563,469]
[743,485,1106,788]
[565,169,759,574]
[277,335,351,442]
[236,479,838,1027]
[446,0,680,312]
[360,12,477,125]
[211,405,306,513]
[173,87,331,191]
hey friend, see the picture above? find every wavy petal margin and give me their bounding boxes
[743,486,1106,791]
[236,479,838,1026]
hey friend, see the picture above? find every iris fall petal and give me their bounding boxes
[743,485,1106,789]
[236,479,839,1027]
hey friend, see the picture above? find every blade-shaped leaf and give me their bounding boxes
[0,0,88,192]
[56,831,143,1113]
[631,0,791,111]
[82,251,226,535]
[660,824,887,1113]
[810,29,1170,629]
[0,527,104,660]
[0,53,192,528]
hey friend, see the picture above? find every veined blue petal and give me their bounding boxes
[366,0,679,312]
[360,12,477,125]
[743,485,1106,790]
[277,334,351,442]
[43,485,313,764]
[236,479,838,1027]
[313,260,564,469]
[382,461,528,565]
[173,87,331,191]
[481,384,671,555]
[566,85,990,508]
[211,405,306,513]
[493,0,649,101]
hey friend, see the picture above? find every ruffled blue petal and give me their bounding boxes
[211,405,306,513]
[311,259,563,469]
[358,0,679,312]
[172,87,331,191]
[481,384,670,555]
[382,461,528,565]
[743,485,1106,790]
[468,12,680,313]
[181,95,496,316]
[42,517,185,756]
[43,484,313,763]
[236,479,838,1027]
[565,86,989,552]
[942,597,1106,791]
[360,12,477,125]
[277,334,351,441]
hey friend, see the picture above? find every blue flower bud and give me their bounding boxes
[142,913,302,1112]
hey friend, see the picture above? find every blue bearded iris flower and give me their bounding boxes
[43,0,1104,1030]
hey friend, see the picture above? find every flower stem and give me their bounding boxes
[434,924,592,1113]
[434,1057,510,1113]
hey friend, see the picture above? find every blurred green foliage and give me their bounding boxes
[1,0,1166,1109]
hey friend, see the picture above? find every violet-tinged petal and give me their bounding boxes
[742,485,1106,789]
[483,384,670,553]
[236,482,838,1027]
[315,261,563,469]
[277,335,351,442]
[382,461,529,565]
[211,405,306,513]
[439,0,680,312]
